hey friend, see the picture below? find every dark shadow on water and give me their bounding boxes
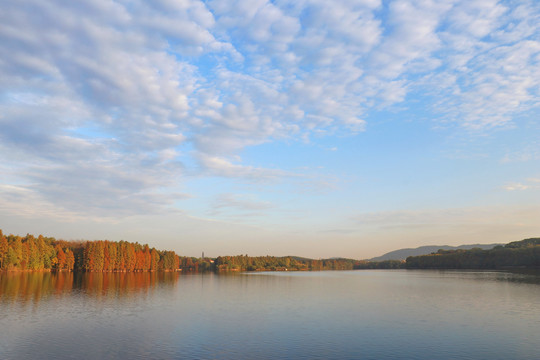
[405,268,540,285]
[504,268,540,284]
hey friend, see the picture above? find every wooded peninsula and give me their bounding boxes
[0,229,538,272]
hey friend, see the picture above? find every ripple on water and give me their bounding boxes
[1,270,540,360]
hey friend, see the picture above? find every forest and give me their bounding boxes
[213,255,404,271]
[4,228,537,272]
[215,255,352,271]
[0,229,183,272]
[0,229,405,272]
[406,238,540,269]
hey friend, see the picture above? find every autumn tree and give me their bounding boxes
[56,245,66,270]
[65,249,75,270]
[0,231,8,269]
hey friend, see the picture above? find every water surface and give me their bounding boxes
[1,270,539,359]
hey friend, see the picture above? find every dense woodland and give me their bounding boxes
[0,229,182,272]
[213,256,404,271]
[406,238,540,269]
[215,255,353,271]
[0,229,404,272]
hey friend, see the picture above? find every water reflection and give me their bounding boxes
[0,271,181,306]
[2,269,540,305]
[1,270,539,360]
[505,269,540,283]
[405,269,540,285]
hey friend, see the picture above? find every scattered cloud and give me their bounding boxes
[503,178,540,191]
[195,153,298,182]
[423,0,540,128]
[208,193,275,221]
[351,205,540,240]
[1,0,539,221]
[212,193,274,212]
[503,183,530,191]
[501,142,540,163]
[352,206,534,227]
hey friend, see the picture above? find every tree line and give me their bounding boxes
[406,238,540,269]
[0,230,182,272]
[0,229,406,273]
[5,229,537,273]
[213,255,405,271]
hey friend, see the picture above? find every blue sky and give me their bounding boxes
[1,0,539,258]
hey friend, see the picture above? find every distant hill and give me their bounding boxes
[406,238,540,269]
[370,243,502,261]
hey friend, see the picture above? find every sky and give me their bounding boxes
[1,0,540,259]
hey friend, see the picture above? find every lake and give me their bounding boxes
[1,270,539,359]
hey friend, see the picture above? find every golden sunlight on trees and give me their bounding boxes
[0,230,181,272]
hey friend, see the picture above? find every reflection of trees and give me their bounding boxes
[79,272,179,297]
[0,272,180,307]
[0,271,62,306]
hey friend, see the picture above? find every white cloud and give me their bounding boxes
[212,193,274,212]
[503,178,540,191]
[195,153,296,182]
[424,0,540,128]
[501,142,540,163]
[1,0,539,221]
[503,183,530,191]
[367,0,449,79]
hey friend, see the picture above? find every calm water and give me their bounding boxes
[1,270,539,359]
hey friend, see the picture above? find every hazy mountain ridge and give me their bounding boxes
[370,244,502,261]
